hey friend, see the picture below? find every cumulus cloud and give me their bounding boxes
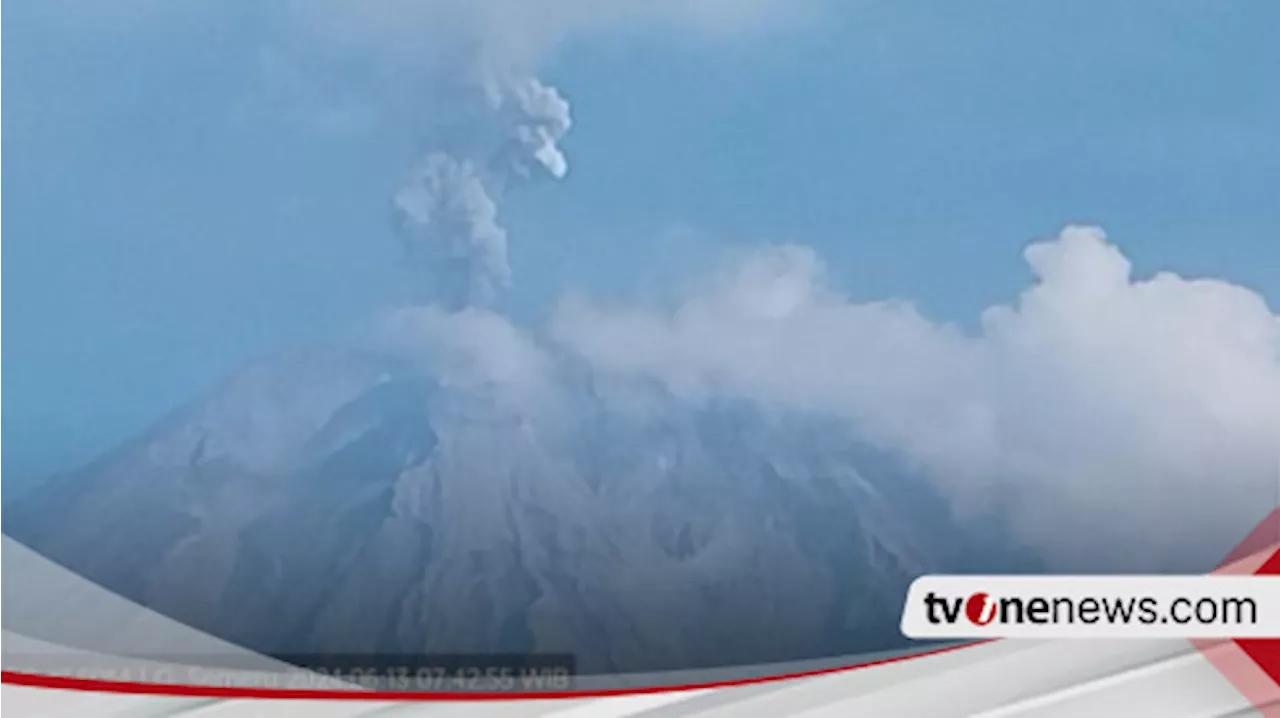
[548,226,1280,571]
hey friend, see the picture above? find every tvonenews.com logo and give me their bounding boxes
[923,590,1256,627]
[899,576,1280,639]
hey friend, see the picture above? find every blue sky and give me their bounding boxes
[4,0,1279,478]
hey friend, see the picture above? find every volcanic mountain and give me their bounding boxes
[5,334,1034,674]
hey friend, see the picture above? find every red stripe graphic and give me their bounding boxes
[0,641,988,701]
[1197,508,1280,717]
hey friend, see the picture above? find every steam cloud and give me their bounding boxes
[549,227,1280,570]
[384,226,1280,572]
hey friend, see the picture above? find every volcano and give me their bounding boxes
[4,337,1035,674]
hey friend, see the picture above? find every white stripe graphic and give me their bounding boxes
[539,689,713,718]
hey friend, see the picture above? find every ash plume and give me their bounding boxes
[394,71,571,309]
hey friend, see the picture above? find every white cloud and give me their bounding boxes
[376,305,555,398]
[549,226,1280,571]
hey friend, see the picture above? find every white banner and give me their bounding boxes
[900,575,1280,639]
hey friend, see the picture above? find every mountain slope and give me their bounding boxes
[5,347,1035,674]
